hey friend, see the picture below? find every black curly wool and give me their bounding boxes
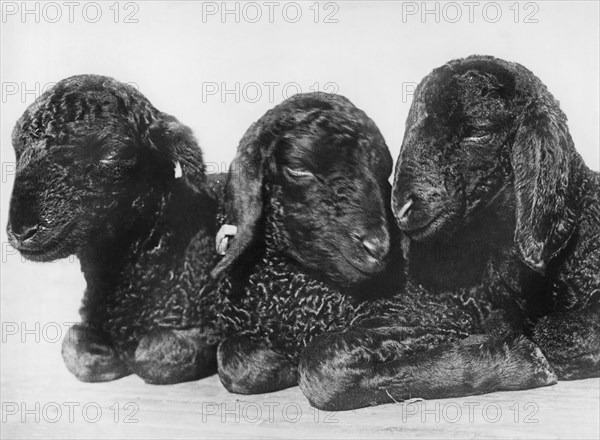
[8,75,225,383]
[216,256,370,358]
[216,188,488,365]
[99,199,222,352]
[217,262,486,365]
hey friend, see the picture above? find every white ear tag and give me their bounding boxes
[216,224,238,255]
[397,198,413,219]
[174,161,183,179]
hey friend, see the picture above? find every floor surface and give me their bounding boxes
[2,258,599,439]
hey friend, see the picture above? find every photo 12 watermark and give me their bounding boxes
[201,81,340,104]
[2,321,82,344]
[1,82,140,104]
[1,401,139,424]
[200,401,339,424]
[401,1,540,24]
[398,400,540,424]
[1,1,141,24]
[2,241,78,264]
[200,1,340,24]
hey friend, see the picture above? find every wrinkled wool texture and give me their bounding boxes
[216,257,494,364]
[101,182,225,354]
[215,191,496,364]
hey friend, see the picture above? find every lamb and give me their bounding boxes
[297,55,596,411]
[211,91,403,393]
[7,74,225,384]
[391,55,600,380]
[211,92,554,398]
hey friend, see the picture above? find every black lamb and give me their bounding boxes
[7,75,225,384]
[212,91,402,393]
[391,55,600,380]
[212,92,555,399]
[297,55,596,411]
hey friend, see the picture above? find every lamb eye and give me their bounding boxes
[463,133,491,143]
[283,166,314,179]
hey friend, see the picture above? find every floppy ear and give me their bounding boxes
[145,113,206,192]
[211,121,271,278]
[511,93,577,272]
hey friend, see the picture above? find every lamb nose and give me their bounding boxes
[11,224,40,242]
[362,236,388,261]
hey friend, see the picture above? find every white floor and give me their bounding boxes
[2,258,599,439]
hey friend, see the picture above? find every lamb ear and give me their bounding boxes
[211,122,270,278]
[511,99,577,273]
[146,114,206,192]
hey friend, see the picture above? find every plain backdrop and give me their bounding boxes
[0,0,599,363]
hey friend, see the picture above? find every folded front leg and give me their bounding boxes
[62,323,131,382]
[218,336,298,394]
[299,328,557,411]
[133,328,218,384]
[532,306,600,380]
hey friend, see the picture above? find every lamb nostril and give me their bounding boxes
[13,224,40,242]
[397,198,414,221]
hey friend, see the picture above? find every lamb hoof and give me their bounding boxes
[133,328,217,384]
[298,331,364,411]
[62,323,131,382]
[512,335,558,387]
[218,336,298,394]
[532,314,600,380]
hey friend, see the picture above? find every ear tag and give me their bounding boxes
[397,199,413,220]
[216,224,238,255]
[174,161,183,179]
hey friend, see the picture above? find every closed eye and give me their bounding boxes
[283,166,314,179]
[463,134,492,143]
[99,150,120,165]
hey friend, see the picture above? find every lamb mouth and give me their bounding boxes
[399,211,448,241]
[339,252,385,277]
[13,222,77,261]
